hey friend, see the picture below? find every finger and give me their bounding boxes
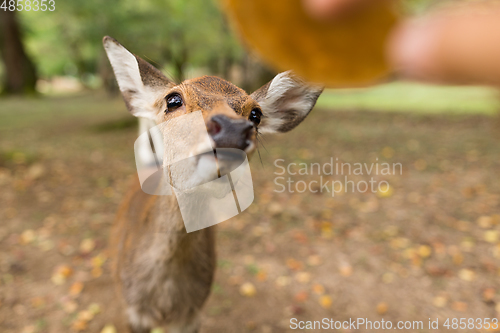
[388,2,500,86]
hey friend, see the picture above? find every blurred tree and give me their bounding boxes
[0,11,38,95]
[20,0,247,87]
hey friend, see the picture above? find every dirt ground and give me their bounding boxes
[2,93,500,332]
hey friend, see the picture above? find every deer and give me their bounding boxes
[102,36,323,333]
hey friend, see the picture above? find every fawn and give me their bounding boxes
[103,36,322,333]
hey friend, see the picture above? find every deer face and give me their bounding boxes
[103,36,322,186]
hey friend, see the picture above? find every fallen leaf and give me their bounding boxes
[21,326,35,333]
[275,276,291,287]
[390,237,410,250]
[51,265,73,285]
[30,297,45,309]
[295,272,311,284]
[376,302,388,314]
[484,230,499,243]
[293,231,308,244]
[382,272,394,284]
[256,271,267,282]
[91,254,106,268]
[377,183,393,198]
[483,288,496,302]
[91,266,103,278]
[294,291,309,302]
[418,245,432,258]
[320,222,334,239]
[459,269,475,282]
[451,301,468,312]
[100,324,117,333]
[452,253,464,265]
[88,303,101,315]
[286,258,303,271]
[69,282,84,296]
[77,309,94,321]
[319,295,332,309]
[62,300,78,313]
[71,319,88,331]
[307,255,323,266]
[228,275,243,286]
[478,216,493,228]
[20,229,36,245]
[80,238,96,254]
[433,296,447,308]
[339,263,353,277]
[312,283,325,295]
[240,282,256,297]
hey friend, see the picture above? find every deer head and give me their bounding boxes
[103,36,322,191]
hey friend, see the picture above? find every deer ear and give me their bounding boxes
[103,36,174,120]
[251,71,323,134]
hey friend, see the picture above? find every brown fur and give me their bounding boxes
[103,36,322,333]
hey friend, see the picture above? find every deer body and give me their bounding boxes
[112,185,214,332]
[103,36,322,333]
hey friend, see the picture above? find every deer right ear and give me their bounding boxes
[103,36,174,120]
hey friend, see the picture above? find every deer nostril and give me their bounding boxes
[207,119,222,136]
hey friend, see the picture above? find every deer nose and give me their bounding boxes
[207,115,254,150]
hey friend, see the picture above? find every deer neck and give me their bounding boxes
[148,193,214,263]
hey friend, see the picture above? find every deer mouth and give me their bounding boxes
[197,148,246,176]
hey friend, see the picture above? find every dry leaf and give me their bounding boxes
[77,309,94,321]
[91,254,106,268]
[256,270,267,282]
[382,272,394,284]
[30,297,45,309]
[484,230,499,243]
[240,282,256,297]
[91,266,103,278]
[20,229,36,245]
[228,275,243,286]
[101,324,117,333]
[294,291,309,303]
[286,258,303,271]
[275,276,291,287]
[71,319,88,331]
[21,326,36,333]
[459,269,475,282]
[51,265,73,285]
[62,300,78,314]
[376,302,388,314]
[307,255,322,267]
[312,283,325,295]
[70,282,84,296]
[418,245,432,258]
[339,263,353,277]
[483,288,496,302]
[433,296,447,308]
[478,216,493,228]
[88,303,101,315]
[451,301,468,312]
[319,295,333,309]
[320,223,334,239]
[377,183,393,198]
[80,238,96,254]
[295,272,311,284]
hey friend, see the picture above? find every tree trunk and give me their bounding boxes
[0,10,38,95]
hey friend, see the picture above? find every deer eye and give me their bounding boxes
[166,93,183,112]
[249,108,262,126]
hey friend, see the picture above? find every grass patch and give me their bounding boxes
[316,81,500,115]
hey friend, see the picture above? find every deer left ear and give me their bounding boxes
[103,36,174,120]
[250,71,323,134]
